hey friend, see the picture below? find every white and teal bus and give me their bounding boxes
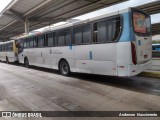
[0,40,18,63]
[16,8,152,76]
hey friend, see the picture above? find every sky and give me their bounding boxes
[0,0,12,12]
[0,0,160,39]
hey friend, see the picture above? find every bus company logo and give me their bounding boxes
[2,112,11,117]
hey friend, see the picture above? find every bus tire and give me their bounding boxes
[59,60,70,76]
[24,57,29,68]
[6,57,9,64]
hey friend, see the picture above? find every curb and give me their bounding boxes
[140,71,160,78]
[153,58,160,60]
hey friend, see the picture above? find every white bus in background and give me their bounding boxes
[16,8,152,76]
[0,40,18,63]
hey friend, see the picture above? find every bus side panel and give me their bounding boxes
[75,45,92,73]
[42,48,53,68]
[51,46,76,72]
[35,48,45,67]
[116,42,132,76]
[6,52,17,62]
[18,52,24,64]
[0,52,6,61]
[75,43,117,75]
[0,52,17,62]
[23,46,76,71]
[25,49,36,65]
[91,43,117,75]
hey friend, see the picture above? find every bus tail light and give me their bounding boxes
[131,42,137,65]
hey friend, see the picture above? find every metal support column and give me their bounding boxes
[25,19,29,34]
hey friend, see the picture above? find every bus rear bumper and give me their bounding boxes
[117,60,152,76]
[128,60,152,76]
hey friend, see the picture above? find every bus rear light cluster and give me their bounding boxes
[131,42,137,65]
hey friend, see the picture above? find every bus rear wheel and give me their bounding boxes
[59,60,70,76]
[24,58,29,68]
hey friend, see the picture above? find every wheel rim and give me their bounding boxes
[61,62,69,75]
[6,58,9,63]
[25,59,29,67]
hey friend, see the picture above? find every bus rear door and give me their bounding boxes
[132,9,152,64]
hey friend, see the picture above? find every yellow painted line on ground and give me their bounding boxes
[153,58,160,60]
[140,71,160,78]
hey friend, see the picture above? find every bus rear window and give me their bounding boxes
[133,11,151,35]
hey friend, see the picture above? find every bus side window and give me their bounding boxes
[20,39,24,48]
[24,39,27,48]
[7,43,8,52]
[29,37,34,48]
[2,45,4,52]
[33,36,38,48]
[47,33,54,47]
[97,20,107,43]
[18,39,24,53]
[93,16,121,43]
[65,29,71,46]
[73,26,82,45]
[5,44,7,52]
[26,38,30,48]
[82,24,91,44]
[53,32,57,46]
[57,30,65,46]
[107,17,121,42]
[38,35,45,47]
[8,43,13,51]
[5,44,8,51]
[112,17,121,41]
[93,21,106,43]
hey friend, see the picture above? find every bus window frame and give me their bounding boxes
[37,34,45,48]
[92,14,122,44]
[56,28,72,47]
[72,23,92,46]
[15,15,122,49]
[29,37,34,48]
[57,30,66,46]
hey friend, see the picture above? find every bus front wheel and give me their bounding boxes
[59,60,70,76]
[24,58,29,68]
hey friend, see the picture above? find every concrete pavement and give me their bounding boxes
[0,62,160,119]
[141,58,160,78]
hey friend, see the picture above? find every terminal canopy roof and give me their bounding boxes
[0,0,127,41]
